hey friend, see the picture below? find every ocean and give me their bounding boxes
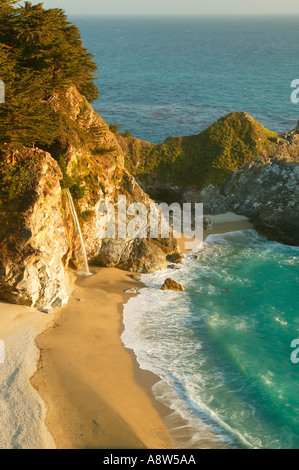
[73,15,299,143]
[74,16,299,448]
[122,231,299,449]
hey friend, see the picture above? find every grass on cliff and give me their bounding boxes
[126,112,278,188]
[0,155,40,205]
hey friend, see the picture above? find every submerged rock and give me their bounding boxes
[169,264,180,270]
[161,278,184,291]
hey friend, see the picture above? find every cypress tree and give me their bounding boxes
[0,1,99,152]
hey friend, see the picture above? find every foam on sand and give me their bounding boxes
[0,304,55,449]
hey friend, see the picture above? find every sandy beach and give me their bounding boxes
[31,268,173,449]
[0,303,55,449]
[0,213,253,449]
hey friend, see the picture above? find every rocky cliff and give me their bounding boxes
[0,87,180,308]
[0,149,71,307]
[1,84,298,308]
[59,87,179,273]
[123,113,298,246]
[184,151,299,246]
[123,112,279,199]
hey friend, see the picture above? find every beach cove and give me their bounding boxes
[0,214,251,449]
[1,210,298,449]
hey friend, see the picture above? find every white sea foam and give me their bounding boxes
[0,325,55,449]
[122,229,299,449]
[122,281,251,448]
[121,232,258,449]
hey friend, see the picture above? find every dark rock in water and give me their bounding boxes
[167,253,184,264]
[161,278,184,291]
[193,254,200,260]
[169,264,180,270]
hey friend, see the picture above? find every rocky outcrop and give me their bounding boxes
[161,278,184,291]
[93,237,178,273]
[123,112,279,195]
[55,86,180,275]
[0,86,181,307]
[187,153,299,246]
[3,84,297,308]
[0,149,71,307]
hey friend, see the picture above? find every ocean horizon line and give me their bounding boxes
[69,13,299,19]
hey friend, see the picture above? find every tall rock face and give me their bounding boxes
[0,149,71,307]
[187,153,299,246]
[0,88,180,307]
[56,86,180,275]
[81,169,178,274]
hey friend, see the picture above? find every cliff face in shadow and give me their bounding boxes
[185,152,299,246]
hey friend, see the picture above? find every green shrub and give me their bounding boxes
[123,129,132,137]
[70,179,86,200]
[109,123,120,134]
[81,209,95,223]
[91,145,117,155]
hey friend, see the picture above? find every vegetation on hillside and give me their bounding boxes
[0,2,280,200]
[0,0,98,152]
[125,112,278,188]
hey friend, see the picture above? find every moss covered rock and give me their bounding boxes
[124,112,278,190]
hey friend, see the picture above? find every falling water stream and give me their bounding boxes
[66,189,90,276]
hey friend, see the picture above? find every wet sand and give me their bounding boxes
[28,212,253,449]
[31,268,174,449]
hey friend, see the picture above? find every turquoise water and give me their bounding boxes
[73,16,299,142]
[122,231,299,449]
[72,16,299,448]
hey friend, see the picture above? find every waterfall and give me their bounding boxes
[66,189,90,276]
